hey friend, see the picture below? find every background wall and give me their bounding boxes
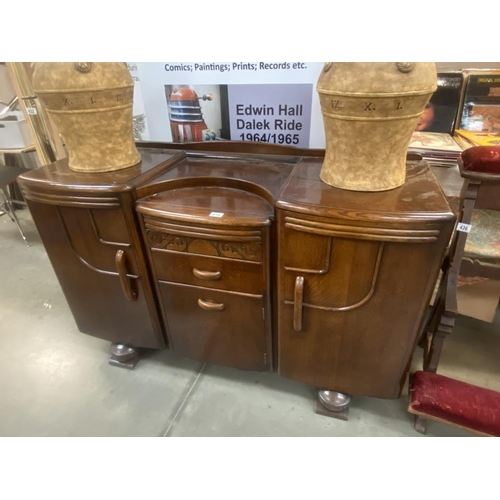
[1,62,499,151]
[0,64,16,105]
[132,62,500,148]
[436,63,499,70]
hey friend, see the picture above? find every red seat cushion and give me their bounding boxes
[461,146,500,175]
[409,371,500,436]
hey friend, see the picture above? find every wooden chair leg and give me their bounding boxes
[418,315,434,349]
[423,329,447,373]
[418,321,430,349]
[421,290,454,373]
[423,313,455,373]
[414,415,427,435]
[418,288,445,349]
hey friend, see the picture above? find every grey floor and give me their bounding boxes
[1,209,499,437]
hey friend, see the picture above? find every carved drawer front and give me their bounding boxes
[150,251,265,294]
[144,215,267,293]
[143,216,264,262]
[159,281,269,371]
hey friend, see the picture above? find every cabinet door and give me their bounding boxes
[277,213,446,398]
[27,200,163,349]
[159,281,269,371]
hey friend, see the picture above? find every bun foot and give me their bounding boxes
[315,390,351,421]
[109,343,139,370]
[414,415,427,435]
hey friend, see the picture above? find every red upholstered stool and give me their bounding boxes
[461,145,500,175]
[408,371,500,436]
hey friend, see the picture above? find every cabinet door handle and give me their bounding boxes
[115,250,137,301]
[294,276,305,332]
[192,268,222,281]
[198,299,225,311]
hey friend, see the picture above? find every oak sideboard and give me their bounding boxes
[18,141,455,417]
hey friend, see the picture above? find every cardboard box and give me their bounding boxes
[457,277,500,323]
[430,275,500,323]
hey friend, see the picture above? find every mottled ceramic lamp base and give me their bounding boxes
[33,62,141,174]
[316,62,437,192]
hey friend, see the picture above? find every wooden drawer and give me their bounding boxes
[151,250,265,294]
[159,281,269,371]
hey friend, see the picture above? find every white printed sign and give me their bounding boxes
[133,62,326,147]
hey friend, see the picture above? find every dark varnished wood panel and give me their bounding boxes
[282,233,381,309]
[26,200,162,348]
[137,139,325,158]
[16,147,179,350]
[137,186,274,227]
[159,281,269,371]
[473,181,500,211]
[145,227,264,261]
[136,183,274,367]
[277,208,455,398]
[278,158,455,223]
[18,149,184,194]
[150,251,265,295]
[55,206,140,276]
[139,156,296,202]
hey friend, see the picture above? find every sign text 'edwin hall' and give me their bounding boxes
[236,104,304,117]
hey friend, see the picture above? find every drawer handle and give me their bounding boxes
[192,268,222,281]
[198,299,225,312]
[115,250,137,301]
[294,276,305,332]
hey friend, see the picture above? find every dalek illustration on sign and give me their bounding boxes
[167,87,218,142]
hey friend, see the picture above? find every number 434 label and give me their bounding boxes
[457,223,472,233]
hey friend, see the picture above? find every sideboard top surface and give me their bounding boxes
[18,140,455,226]
[137,186,274,227]
[18,149,184,193]
[142,155,296,203]
[277,158,456,222]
